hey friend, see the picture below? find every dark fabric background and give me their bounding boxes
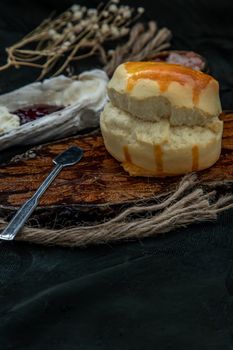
[0,0,233,349]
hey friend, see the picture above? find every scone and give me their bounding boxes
[100,62,223,177]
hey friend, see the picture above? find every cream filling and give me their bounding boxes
[0,106,20,135]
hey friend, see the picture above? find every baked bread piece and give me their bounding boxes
[108,62,222,127]
[100,61,223,177]
[101,102,223,176]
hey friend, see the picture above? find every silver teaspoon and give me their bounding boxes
[0,146,83,241]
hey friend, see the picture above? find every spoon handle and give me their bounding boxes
[0,164,63,241]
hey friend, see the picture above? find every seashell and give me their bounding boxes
[0,69,108,151]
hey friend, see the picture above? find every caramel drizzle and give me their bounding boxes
[123,145,132,163]
[125,62,214,105]
[154,144,163,174]
[192,145,199,171]
[124,145,164,175]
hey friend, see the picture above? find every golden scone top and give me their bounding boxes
[124,61,218,104]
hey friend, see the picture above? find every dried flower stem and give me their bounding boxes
[0,1,171,79]
[104,22,172,76]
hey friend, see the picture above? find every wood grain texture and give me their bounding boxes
[0,111,233,212]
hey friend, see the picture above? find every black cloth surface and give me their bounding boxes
[0,0,233,349]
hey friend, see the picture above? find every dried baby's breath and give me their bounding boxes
[0,1,171,79]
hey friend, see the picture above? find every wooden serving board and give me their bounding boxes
[0,111,233,222]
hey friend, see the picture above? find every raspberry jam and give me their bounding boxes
[14,105,64,125]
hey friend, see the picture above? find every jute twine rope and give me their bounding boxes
[0,175,232,247]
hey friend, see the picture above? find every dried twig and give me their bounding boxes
[104,22,172,76]
[0,1,171,79]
